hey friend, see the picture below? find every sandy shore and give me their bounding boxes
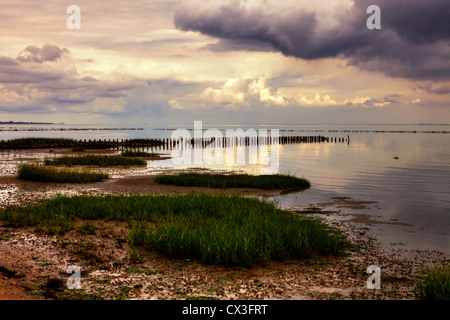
[0,150,448,300]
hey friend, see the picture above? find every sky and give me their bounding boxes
[0,0,449,125]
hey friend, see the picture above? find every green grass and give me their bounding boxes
[154,172,311,190]
[415,266,450,300]
[44,155,146,167]
[0,193,347,267]
[121,150,159,158]
[17,163,109,183]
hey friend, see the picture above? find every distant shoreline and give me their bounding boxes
[0,121,65,125]
[1,122,449,126]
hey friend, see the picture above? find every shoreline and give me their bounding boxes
[0,150,448,300]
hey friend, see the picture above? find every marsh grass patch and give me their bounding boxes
[121,150,159,158]
[44,155,146,167]
[415,266,450,300]
[0,193,348,267]
[154,172,311,190]
[17,163,108,183]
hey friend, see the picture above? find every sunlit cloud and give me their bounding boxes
[298,93,371,107]
[372,101,391,107]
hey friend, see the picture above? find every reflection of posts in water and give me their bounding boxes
[170,129,192,166]
[170,122,280,173]
[203,128,223,165]
[225,128,258,166]
[259,129,279,175]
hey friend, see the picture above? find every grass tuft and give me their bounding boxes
[17,163,108,183]
[415,266,450,300]
[121,150,159,158]
[44,155,146,167]
[154,172,310,190]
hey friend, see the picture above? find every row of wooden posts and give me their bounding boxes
[0,135,350,150]
[283,129,450,134]
[0,127,144,132]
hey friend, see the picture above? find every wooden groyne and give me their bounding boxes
[281,129,450,134]
[0,135,349,150]
[0,127,144,132]
[0,138,163,150]
[2,126,448,134]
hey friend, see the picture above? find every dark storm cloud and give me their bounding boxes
[417,83,450,95]
[371,0,450,43]
[205,38,275,53]
[174,0,450,80]
[174,3,330,59]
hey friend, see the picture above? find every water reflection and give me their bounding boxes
[147,144,281,175]
[272,133,450,254]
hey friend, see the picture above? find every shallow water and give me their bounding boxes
[1,123,449,254]
[274,130,450,254]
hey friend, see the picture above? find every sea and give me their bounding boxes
[1,123,449,255]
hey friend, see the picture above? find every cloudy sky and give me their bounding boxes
[0,0,449,124]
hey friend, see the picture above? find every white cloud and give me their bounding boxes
[373,101,391,107]
[167,76,376,112]
[168,99,185,110]
[249,78,287,106]
[296,93,371,107]
[201,78,246,106]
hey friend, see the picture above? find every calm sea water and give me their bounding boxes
[1,123,449,254]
